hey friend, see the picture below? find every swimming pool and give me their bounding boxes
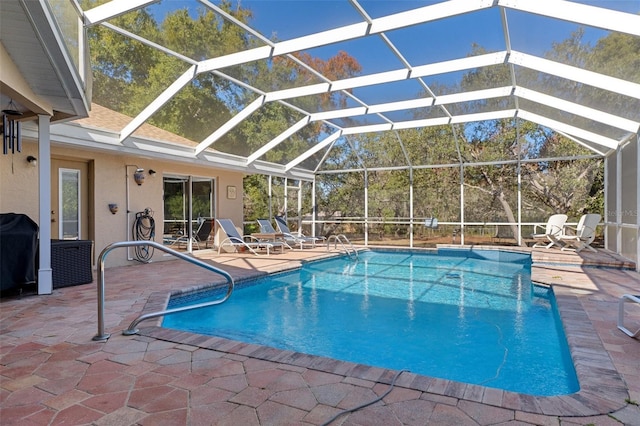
[162,249,579,396]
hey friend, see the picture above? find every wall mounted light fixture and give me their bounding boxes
[26,155,37,167]
[148,169,156,176]
[108,203,119,214]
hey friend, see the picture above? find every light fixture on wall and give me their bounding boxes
[148,169,156,176]
[2,99,23,155]
[26,155,37,167]
[108,203,119,214]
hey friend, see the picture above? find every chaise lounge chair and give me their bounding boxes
[217,218,284,255]
[256,219,299,249]
[274,216,325,248]
[557,213,601,253]
[531,214,568,249]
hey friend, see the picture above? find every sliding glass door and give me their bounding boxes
[163,175,215,251]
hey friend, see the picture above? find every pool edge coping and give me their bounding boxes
[133,249,630,418]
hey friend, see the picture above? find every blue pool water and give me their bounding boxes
[162,249,579,396]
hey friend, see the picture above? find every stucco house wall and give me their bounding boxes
[1,105,245,269]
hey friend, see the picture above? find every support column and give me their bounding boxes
[409,168,414,248]
[364,171,368,246]
[459,163,465,245]
[37,114,52,295]
[636,134,640,273]
[268,175,272,219]
[312,178,317,238]
[616,145,622,255]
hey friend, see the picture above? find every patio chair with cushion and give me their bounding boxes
[558,213,601,253]
[531,213,568,249]
[217,218,284,255]
[274,216,325,248]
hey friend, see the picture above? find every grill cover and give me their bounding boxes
[1,213,38,293]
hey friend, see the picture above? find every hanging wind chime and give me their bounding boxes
[2,99,23,155]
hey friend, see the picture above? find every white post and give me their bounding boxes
[409,168,414,248]
[284,177,288,218]
[636,133,640,272]
[187,175,193,252]
[297,180,302,230]
[604,154,609,251]
[517,120,522,246]
[364,170,368,246]
[459,163,465,245]
[636,134,640,273]
[268,175,272,219]
[616,146,622,256]
[312,178,317,237]
[37,115,52,295]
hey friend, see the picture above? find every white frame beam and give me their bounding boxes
[195,95,265,155]
[499,0,640,37]
[84,0,157,25]
[519,111,620,150]
[81,0,639,183]
[509,51,640,99]
[120,66,197,142]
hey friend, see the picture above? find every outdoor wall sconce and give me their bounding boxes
[108,203,119,214]
[133,168,145,186]
[26,155,37,167]
[148,169,156,176]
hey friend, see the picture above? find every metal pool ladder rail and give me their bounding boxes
[93,240,234,341]
[327,234,358,259]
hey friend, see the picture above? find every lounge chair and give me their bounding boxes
[558,213,601,252]
[216,218,283,255]
[531,214,568,249]
[274,216,325,248]
[256,219,298,249]
[618,294,640,337]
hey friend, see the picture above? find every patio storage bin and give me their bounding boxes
[51,240,93,288]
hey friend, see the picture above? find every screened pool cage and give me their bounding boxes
[251,135,637,263]
[78,1,640,266]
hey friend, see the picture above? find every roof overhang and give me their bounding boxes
[0,0,90,121]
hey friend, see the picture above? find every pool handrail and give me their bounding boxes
[93,240,234,341]
[326,234,358,259]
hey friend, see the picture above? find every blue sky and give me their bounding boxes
[149,1,639,67]
[145,1,639,105]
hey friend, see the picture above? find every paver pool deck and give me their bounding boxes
[1,245,639,425]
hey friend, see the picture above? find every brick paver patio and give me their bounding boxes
[1,245,639,425]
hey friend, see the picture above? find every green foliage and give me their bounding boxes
[83,0,617,231]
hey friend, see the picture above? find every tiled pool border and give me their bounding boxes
[135,249,630,417]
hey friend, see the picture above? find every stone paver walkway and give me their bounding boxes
[1,246,639,425]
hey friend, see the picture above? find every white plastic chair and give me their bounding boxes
[558,214,601,252]
[531,214,568,249]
